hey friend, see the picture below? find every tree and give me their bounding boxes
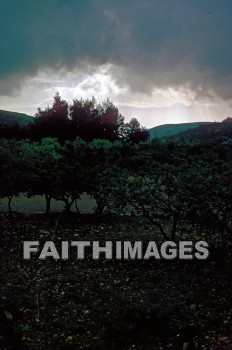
[33,93,70,140]
[83,139,122,215]
[108,158,206,241]
[70,98,125,141]
[56,138,87,213]
[25,138,62,214]
[70,97,97,129]
[125,118,149,143]
[0,139,27,213]
[187,159,232,245]
[100,99,125,141]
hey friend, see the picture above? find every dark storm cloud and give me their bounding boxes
[1,0,232,99]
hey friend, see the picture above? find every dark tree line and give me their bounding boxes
[0,93,149,143]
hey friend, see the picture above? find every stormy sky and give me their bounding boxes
[0,0,232,127]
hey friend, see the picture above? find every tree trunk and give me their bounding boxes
[8,195,13,214]
[45,194,51,214]
[74,199,81,215]
[63,198,74,212]
[95,201,105,216]
[130,200,169,240]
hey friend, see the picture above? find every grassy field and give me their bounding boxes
[0,193,96,214]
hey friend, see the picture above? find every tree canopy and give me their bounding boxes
[0,93,149,143]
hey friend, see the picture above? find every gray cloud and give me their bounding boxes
[1,0,232,100]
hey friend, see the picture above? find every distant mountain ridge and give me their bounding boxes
[149,122,212,139]
[0,110,34,127]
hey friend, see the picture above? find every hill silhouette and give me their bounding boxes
[149,122,212,140]
[0,110,34,128]
[174,117,232,143]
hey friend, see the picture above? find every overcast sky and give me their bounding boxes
[0,0,232,127]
